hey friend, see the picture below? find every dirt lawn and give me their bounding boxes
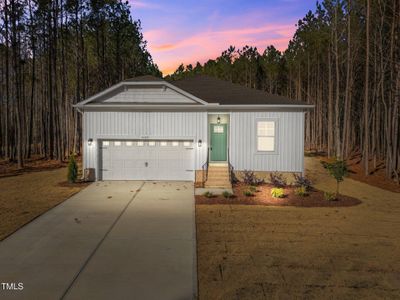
[196,157,400,299]
[0,168,88,240]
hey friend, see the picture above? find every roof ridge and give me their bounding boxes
[123,75,164,82]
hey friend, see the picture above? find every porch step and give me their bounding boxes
[207,176,229,181]
[205,183,232,188]
[205,163,232,188]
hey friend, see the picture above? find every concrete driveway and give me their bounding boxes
[0,181,197,300]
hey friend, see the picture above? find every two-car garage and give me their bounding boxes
[100,140,195,181]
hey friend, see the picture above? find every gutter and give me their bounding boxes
[72,104,315,111]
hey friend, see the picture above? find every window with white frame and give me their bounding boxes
[257,120,276,152]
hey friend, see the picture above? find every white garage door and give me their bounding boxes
[100,140,194,181]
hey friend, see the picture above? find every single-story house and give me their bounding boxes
[74,75,313,186]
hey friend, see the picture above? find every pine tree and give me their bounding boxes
[67,153,78,183]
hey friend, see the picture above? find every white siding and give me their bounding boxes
[100,87,196,103]
[230,111,304,172]
[83,110,305,180]
[83,112,208,179]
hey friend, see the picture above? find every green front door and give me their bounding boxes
[210,124,227,161]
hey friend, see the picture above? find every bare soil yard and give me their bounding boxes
[314,153,400,193]
[196,157,400,299]
[0,167,88,240]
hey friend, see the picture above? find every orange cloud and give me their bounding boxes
[152,44,176,51]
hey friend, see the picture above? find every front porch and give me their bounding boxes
[201,114,233,190]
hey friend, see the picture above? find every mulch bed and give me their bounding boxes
[196,183,361,207]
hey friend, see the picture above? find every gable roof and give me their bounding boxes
[169,75,305,105]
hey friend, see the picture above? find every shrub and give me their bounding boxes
[293,173,312,191]
[249,185,257,192]
[67,153,78,183]
[324,159,348,198]
[271,188,285,198]
[230,171,239,184]
[222,191,233,198]
[324,191,337,201]
[269,172,287,187]
[294,186,308,197]
[243,190,254,197]
[242,170,265,186]
[203,191,214,198]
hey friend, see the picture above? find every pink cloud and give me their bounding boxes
[145,22,296,75]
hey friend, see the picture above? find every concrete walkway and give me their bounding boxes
[0,181,197,300]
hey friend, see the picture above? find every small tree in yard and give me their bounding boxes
[325,159,348,199]
[67,153,78,183]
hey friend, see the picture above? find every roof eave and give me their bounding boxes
[73,103,314,111]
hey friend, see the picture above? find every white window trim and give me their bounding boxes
[255,118,279,154]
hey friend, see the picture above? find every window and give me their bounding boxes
[137,141,144,147]
[172,141,179,147]
[103,141,109,146]
[257,121,276,152]
[148,141,156,146]
[114,141,121,146]
[213,125,224,133]
[183,141,192,147]
[160,141,168,146]
[126,141,133,146]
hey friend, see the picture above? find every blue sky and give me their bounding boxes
[129,0,315,74]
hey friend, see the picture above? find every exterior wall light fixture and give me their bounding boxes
[88,138,93,146]
[217,115,221,124]
[198,139,202,147]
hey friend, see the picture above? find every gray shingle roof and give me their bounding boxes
[123,75,163,82]
[121,74,307,106]
[168,75,306,105]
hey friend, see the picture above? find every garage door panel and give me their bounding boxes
[100,140,194,181]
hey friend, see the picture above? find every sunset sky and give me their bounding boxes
[129,0,315,75]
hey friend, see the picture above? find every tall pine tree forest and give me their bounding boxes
[0,0,161,168]
[168,0,400,182]
[1,0,399,183]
